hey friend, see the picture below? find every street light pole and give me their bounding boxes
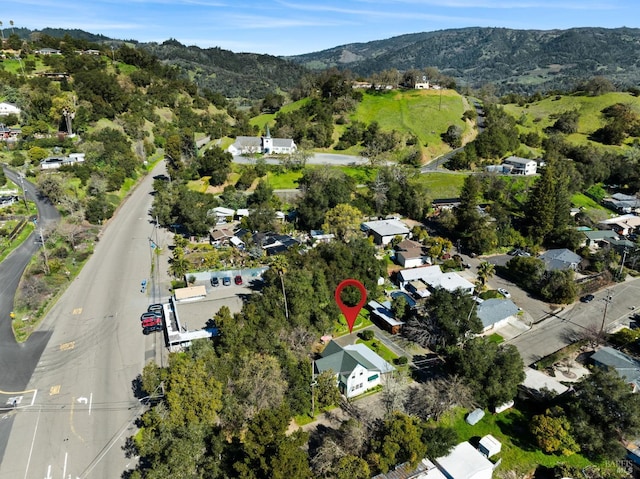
[19,175,27,208]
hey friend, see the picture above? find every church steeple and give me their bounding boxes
[262,125,273,154]
[265,125,271,138]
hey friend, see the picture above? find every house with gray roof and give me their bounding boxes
[582,229,620,250]
[362,219,410,245]
[538,248,582,271]
[227,127,296,155]
[603,193,640,214]
[315,341,394,398]
[476,298,519,332]
[591,347,640,392]
[502,156,537,175]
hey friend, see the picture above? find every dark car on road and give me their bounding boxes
[142,322,163,334]
[211,277,219,287]
[580,294,595,303]
[234,275,243,285]
[148,304,164,315]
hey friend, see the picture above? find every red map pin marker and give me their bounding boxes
[335,279,367,333]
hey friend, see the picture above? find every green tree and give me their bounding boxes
[448,337,525,409]
[530,406,579,455]
[297,168,355,230]
[322,203,363,241]
[565,367,640,460]
[505,256,546,291]
[442,124,463,148]
[234,406,311,479]
[476,261,495,290]
[335,456,370,479]
[198,145,233,186]
[315,369,341,410]
[403,288,482,351]
[368,412,428,474]
[540,269,578,304]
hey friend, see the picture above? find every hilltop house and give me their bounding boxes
[314,341,394,398]
[227,127,296,155]
[503,156,537,175]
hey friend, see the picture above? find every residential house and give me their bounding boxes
[521,367,569,397]
[397,265,474,295]
[395,239,430,268]
[372,441,496,479]
[252,232,299,256]
[310,230,335,244]
[599,214,640,236]
[352,81,372,89]
[362,219,410,245]
[0,195,18,208]
[603,193,640,214]
[0,102,21,116]
[227,128,296,155]
[415,81,430,89]
[591,347,640,392]
[209,226,235,246]
[367,300,404,334]
[582,230,620,250]
[40,153,85,170]
[211,206,235,224]
[35,48,61,55]
[435,441,495,479]
[502,156,537,175]
[314,341,395,398]
[476,298,519,332]
[538,248,582,271]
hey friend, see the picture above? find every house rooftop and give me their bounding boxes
[538,248,582,270]
[435,441,494,479]
[476,298,520,329]
[362,219,410,237]
[592,347,640,389]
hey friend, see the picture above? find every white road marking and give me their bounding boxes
[24,408,41,479]
[89,393,93,416]
[77,397,87,405]
[44,464,51,479]
[63,452,68,479]
[30,389,38,406]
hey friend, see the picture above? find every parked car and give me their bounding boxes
[141,316,162,328]
[211,277,220,287]
[234,275,243,285]
[143,323,163,334]
[147,304,164,315]
[140,311,162,322]
[222,277,231,286]
[498,288,511,298]
[580,294,595,303]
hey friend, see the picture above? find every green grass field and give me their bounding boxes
[416,172,468,199]
[250,98,310,131]
[440,407,592,473]
[354,89,469,159]
[504,92,640,149]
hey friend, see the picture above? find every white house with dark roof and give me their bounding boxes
[362,219,410,245]
[591,346,640,392]
[538,248,582,271]
[476,298,520,332]
[395,238,431,268]
[227,127,296,155]
[314,341,394,398]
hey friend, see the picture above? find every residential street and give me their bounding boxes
[0,161,172,479]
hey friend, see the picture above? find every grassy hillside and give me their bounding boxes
[504,92,640,150]
[351,89,469,158]
[251,89,469,159]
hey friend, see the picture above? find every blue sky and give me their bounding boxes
[8,0,640,56]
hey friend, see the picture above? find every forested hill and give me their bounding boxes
[139,40,307,100]
[287,27,640,94]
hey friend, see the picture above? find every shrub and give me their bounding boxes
[360,329,374,341]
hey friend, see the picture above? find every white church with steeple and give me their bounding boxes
[228,126,297,156]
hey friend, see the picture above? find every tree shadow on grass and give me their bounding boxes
[494,403,539,452]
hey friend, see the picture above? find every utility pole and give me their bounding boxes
[619,248,628,279]
[310,360,317,418]
[39,227,50,275]
[599,290,613,343]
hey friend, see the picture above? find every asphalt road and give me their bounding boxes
[0,167,60,463]
[508,278,640,365]
[0,162,171,479]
